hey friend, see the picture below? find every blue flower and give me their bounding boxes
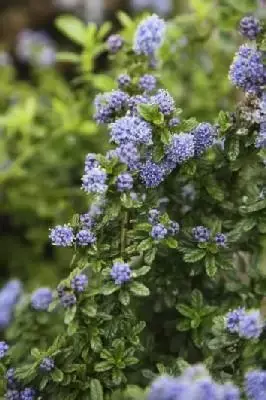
[139,74,157,92]
[151,89,175,115]
[168,221,180,236]
[169,117,180,128]
[81,167,108,194]
[49,225,74,247]
[215,233,227,248]
[116,173,134,192]
[79,213,95,229]
[71,274,88,293]
[147,376,189,400]
[245,370,266,400]
[5,390,20,400]
[110,261,132,285]
[107,34,124,53]
[117,74,131,88]
[238,310,264,339]
[31,288,53,311]
[225,308,246,333]
[6,368,17,389]
[218,383,240,400]
[76,229,96,246]
[229,45,266,94]
[115,143,140,169]
[192,226,211,243]
[84,153,99,172]
[148,209,160,224]
[20,388,36,400]
[151,223,168,240]
[133,15,166,56]
[0,341,9,359]
[239,16,262,40]
[192,123,217,156]
[128,94,149,113]
[140,161,165,188]
[94,91,129,124]
[39,357,55,372]
[166,133,195,164]
[255,122,266,149]
[110,116,152,145]
[60,293,76,308]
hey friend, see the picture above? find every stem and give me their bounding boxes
[121,212,128,257]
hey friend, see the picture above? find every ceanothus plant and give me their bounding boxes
[1,11,266,400]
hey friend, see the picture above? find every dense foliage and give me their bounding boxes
[1,0,266,399]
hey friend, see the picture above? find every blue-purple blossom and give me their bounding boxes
[39,357,55,372]
[229,45,266,94]
[169,117,180,128]
[110,116,152,145]
[168,221,180,236]
[60,293,76,308]
[225,308,246,333]
[245,370,266,400]
[151,223,168,240]
[238,310,264,339]
[79,213,95,229]
[49,225,74,247]
[31,288,53,311]
[239,16,262,40]
[139,74,157,92]
[116,173,134,192]
[215,233,227,247]
[20,388,36,400]
[255,122,266,149]
[0,341,9,359]
[71,274,88,293]
[192,226,211,242]
[128,94,149,112]
[117,74,131,88]
[76,229,96,246]
[94,91,129,124]
[151,89,175,115]
[140,161,165,188]
[185,378,219,400]
[147,376,189,400]
[6,368,17,389]
[115,143,140,169]
[0,280,22,329]
[84,153,99,172]
[166,133,195,164]
[148,209,160,224]
[5,390,20,400]
[218,383,240,400]
[133,15,166,56]
[192,123,217,156]
[81,167,108,194]
[110,261,132,285]
[107,34,124,53]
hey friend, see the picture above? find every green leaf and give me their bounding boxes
[40,376,49,391]
[161,129,171,144]
[137,104,163,125]
[101,282,119,295]
[117,11,133,28]
[90,379,103,400]
[56,52,80,63]
[130,282,150,297]
[31,348,41,359]
[64,305,76,325]
[164,237,178,248]
[176,319,191,331]
[137,238,153,252]
[191,289,204,308]
[97,21,112,39]
[132,265,151,277]
[119,290,130,306]
[239,199,266,214]
[91,336,103,353]
[82,304,97,317]
[227,137,240,161]
[183,249,206,263]
[205,180,224,202]
[94,361,112,372]
[55,15,86,45]
[144,248,157,265]
[135,223,151,232]
[205,255,217,277]
[176,304,195,319]
[51,368,64,383]
[93,75,116,91]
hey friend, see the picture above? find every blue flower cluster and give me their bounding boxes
[110,116,152,145]
[225,308,264,339]
[71,274,88,293]
[84,153,99,172]
[192,226,227,247]
[229,45,266,94]
[5,368,36,399]
[255,122,266,149]
[133,15,166,56]
[81,167,108,194]
[116,172,134,191]
[76,229,96,246]
[147,364,240,400]
[57,288,77,308]
[245,370,266,400]
[192,123,217,156]
[239,16,262,40]
[0,280,22,329]
[140,161,165,188]
[31,288,53,311]
[151,89,175,116]
[139,74,157,92]
[39,357,55,372]
[49,225,74,247]
[107,34,124,53]
[94,90,129,124]
[110,261,132,285]
[117,74,131,88]
[166,133,195,164]
[0,341,9,359]
[148,209,179,240]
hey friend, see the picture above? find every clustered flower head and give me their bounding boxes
[31,288,53,311]
[148,209,179,240]
[255,122,266,149]
[140,161,165,188]
[107,34,124,53]
[148,209,160,224]
[0,280,22,329]
[192,123,217,156]
[151,89,175,115]
[76,229,96,246]
[166,133,195,164]
[229,45,266,94]
[84,153,99,172]
[117,74,131,88]
[60,292,77,308]
[49,225,74,247]
[151,223,168,240]
[115,143,140,169]
[225,308,264,339]
[110,116,152,145]
[133,14,166,56]
[239,16,262,40]
[71,274,88,293]
[169,117,180,128]
[81,167,108,194]
[139,74,157,92]
[110,261,132,285]
[192,226,211,242]
[116,172,134,191]
[215,233,227,247]
[20,388,36,400]
[0,341,9,359]
[94,90,129,124]
[147,364,240,400]
[245,370,266,400]
[39,357,55,372]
